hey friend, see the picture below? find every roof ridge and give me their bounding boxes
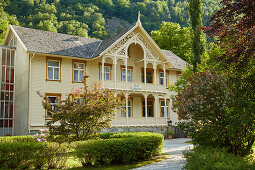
[11,25,100,42]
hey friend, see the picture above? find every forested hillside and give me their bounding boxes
[0,0,221,42]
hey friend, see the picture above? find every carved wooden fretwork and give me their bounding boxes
[107,29,139,55]
[118,47,126,55]
[105,29,160,62]
[137,34,159,60]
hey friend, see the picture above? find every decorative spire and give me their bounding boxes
[137,11,141,25]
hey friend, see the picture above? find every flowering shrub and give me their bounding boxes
[38,76,123,141]
[34,129,49,142]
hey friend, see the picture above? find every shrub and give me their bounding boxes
[0,135,36,143]
[0,141,69,169]
[183,146,255,170]
[74,132,164,166]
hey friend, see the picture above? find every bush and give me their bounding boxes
[74,132,164,166]
[0,135,36,143]
[0,141,69,169]
[183,146,255,170]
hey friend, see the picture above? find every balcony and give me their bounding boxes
[104,81,166,92]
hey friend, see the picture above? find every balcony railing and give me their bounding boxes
[111,117,167,127]
[104,81,166,92]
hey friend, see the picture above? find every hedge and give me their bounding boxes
[0,135,36,143]
[183,146,255,170]
[74,132,164,166]
[0,141,69,169]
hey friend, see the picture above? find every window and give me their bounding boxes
[141,68,153,83]
[160,100,169,117]
[122,99,132,117]
[73,62,85,82]
[45,93,61,119]
[100,65,111,80]
[122,68,132,82]
[160,72,168,87]
[47,58,61,81]
[176,71,182,80]
[142,99,154,117]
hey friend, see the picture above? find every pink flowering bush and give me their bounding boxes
[34,129,49,142]
[38,76,123,141]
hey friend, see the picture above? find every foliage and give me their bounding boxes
[0,0,221,41]
[38,77,122,141]
[174,69,255,156]
[74,132,164,166]
[0,135,36,143]
[189,0,204,71]
[183,146,255,170]
[151,21,192,63]
[0,141,69,169]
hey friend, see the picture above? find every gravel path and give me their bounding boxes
[133,138,193,170]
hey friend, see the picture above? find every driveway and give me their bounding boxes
[134,138,193,170]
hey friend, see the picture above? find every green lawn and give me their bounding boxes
[65,154,168,170]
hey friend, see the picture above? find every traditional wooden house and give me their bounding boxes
[0,15,187,136]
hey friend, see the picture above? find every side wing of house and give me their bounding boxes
[0,26,30,136]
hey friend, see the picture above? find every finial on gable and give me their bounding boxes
[137,11,141,26]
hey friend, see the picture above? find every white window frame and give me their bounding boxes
[160,100,169,117]
[47,60,60,80]
[73,62,85,82]
[122,99,132,117]
[100,65,111,80]
[121,68,132,82]
[160,72,168,87]
[46,95,60,119]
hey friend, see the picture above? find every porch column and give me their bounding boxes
[102,56,105,88]
[164,96,167,124]
[153,63,157,90]
[154,94,158,125]
[125,93,129,126]
[125,57,128,89]
[144,94,148,123]
[114,57,117,89]
[144,60,147,89]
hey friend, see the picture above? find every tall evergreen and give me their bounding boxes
[188,0,204,71]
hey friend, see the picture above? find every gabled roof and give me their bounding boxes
[10,25,101,59]
[8,23,188,70]
[162,50,188,70]
[91,24,136,58]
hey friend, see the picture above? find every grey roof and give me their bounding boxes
[91,24,136,58]
[11,25,187,70]
[11,25,101,59]
[162,50,188,70]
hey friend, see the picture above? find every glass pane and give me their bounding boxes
[147,71,152,75]
[73,63,78,69]
[128,100,131,106]
[48,97,56,103]
[148,106,153,117]
[105,66,110,72]
[160,78,163,85]
[161,106,164,117]
[74,70,78,81]
[48,60,59,67]
[0,102,4,118]
[105,73,110,80]
[161,101,164,106]
[128,107,132,117]
[79,63,84,69]
[147,76,152,83]
[48,67,53,79]
[160,72,164,77]
[79,70,84,81]
[54,68,59,80]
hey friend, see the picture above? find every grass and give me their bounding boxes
[185,140,193,144]
[65,154,168,170]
